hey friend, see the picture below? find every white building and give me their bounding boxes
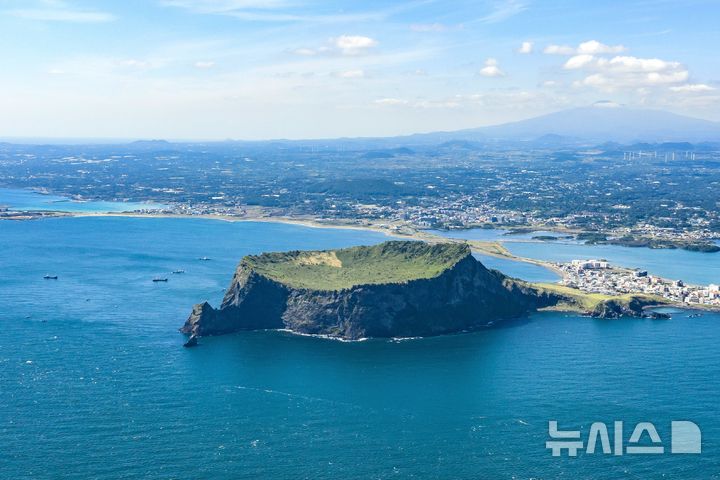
[571,259,610,270]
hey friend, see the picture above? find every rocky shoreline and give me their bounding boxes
[181,242,557,341]
[181,241,669,342]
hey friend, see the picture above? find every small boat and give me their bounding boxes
[172,269,185,274]
[198,257,211,261]
[43,275,58,280]
[152,278,168,282]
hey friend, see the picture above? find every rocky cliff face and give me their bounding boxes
[181,242,552,340]
[590,297,669,319]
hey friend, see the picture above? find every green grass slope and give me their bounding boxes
[531,282,667,312]
[243,241,471,291]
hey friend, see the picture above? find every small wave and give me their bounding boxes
[274,328,368,342]
[234,385,362,410]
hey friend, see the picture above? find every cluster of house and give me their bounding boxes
[558,259,720,307]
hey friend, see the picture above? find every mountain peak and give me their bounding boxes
[475,106,720,143]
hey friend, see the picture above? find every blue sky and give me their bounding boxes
[1,0,718,139]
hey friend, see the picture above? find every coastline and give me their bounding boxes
[3,208,452,243]
[61,211,568,275]
[0,208,592,281]
[6,209,718,312]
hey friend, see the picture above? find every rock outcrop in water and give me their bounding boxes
[591,297,669,319]
[181,241,555,340]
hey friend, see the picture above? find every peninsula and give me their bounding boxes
[181,241,666,341]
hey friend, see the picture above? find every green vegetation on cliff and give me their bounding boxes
[242,241,471,290]
[184,240,548,339]
[530,282,667,313]
[183,240,671,341]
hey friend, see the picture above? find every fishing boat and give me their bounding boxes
[43,275,58,280]
[152,278,168,282]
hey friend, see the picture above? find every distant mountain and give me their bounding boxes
[467,106,720,143]
[334,106,720,147]
[2,106,717,148]
[130,139,170,146]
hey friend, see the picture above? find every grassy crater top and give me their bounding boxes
[243,241,471,290]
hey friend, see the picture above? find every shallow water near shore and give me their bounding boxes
[2,217,719,479]
[0,187,165,213]
[435,227,720,286]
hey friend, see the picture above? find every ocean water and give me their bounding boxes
[0,187,166,213]
[434,227,720,286]
[473,253,560,283]
[505,241,720,286]
[430,228,578,243]
[2,217,719,479]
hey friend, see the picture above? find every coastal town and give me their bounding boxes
[557,259,720,308]
[2,185,719,311]
[2,139,720,250]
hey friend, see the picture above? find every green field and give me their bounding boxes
[243,241,470,290]
[531,282,666,311]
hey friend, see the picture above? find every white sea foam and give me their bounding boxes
[274,328,369,342]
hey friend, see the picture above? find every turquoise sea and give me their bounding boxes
[2,217,719,479]
[0,187,165,213]
[437,228,720,286]
[472,253,559,283]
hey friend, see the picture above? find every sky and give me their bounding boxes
[0,0,719,140]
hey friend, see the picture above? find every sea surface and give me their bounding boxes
[2,217,719,479]
[0,187,165,213]
[436,227,720,286]
[473,253,559,283]
[430,227,579,243]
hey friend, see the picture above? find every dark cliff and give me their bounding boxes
[181,241,553,340]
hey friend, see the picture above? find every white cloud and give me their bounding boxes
[371,90,569,117]
[543,45,576,55]
[334,35,378,55]
[669,84,716,93]
[160,0,289,13]
[479,58,505,77]
[602,56,680,73]
[291,48,318,57]
[291,35,378,57]
[457,90,560,109]
[410,23,447,32]
[337,69,365,79]
[194,61,216,69]
[374,98,409,106]
[160,0,387,23]
[477,0,527,24]
[544,40,625,56]
[119,59,153,68]
[518,41,533,54]
[5,3,115,23]
[576,40,626,55]
[45,55,169,78]
[592,100,622,108]
[373,97,460,109]
[560,54,690,91]
[564,54,595,70]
